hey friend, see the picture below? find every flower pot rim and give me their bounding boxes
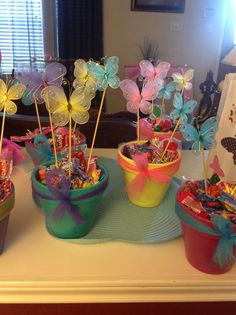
[31,161,109,196]
[118,140,182,168]
[176,189,236,231]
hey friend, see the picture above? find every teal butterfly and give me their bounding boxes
[157,81,176,100]
[88,56,120,91]
[180,116,219,153]
[170,92,197,123]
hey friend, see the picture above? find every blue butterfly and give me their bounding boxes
[88,56,120,91]
[170,92,197,123]
[180,116,219,153]
[157,81,176,100]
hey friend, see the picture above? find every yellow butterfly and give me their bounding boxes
[73,59,97,97]
[42,86,93,126]
[172,69,194,92]
[0,79,26,115]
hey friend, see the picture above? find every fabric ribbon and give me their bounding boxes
[26,134,55,166]
[10,126,53,143]
[139,119,173,141]
[32,173,108,225]
[2,138,25,165]
[175,201,236,267]
[139,119,154,139]
[124,154,172,197]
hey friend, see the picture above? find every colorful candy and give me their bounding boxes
[122,139,179,164]
[179,176,236,223]
[37,156,102,190]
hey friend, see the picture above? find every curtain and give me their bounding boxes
[0,0,45,74]
[56,0,104,109]
[56,0,103,61]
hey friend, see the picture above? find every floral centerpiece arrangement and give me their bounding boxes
[127,59,195,143]
[118,60,197,208]
[29,56,120,238]
[13,62,86,166]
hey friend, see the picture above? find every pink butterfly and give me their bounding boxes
[209,154,224,177]
[16,62,67,105]
[139,60,171,80]
[120,79,163,114]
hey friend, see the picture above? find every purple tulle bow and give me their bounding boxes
[45,169,84,224]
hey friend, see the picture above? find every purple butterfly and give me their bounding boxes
[16,62,67,105]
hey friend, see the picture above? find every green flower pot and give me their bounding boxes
[0,182,15,254]
[31,163,109,239]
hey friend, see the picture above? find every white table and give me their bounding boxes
[0,149,235,304]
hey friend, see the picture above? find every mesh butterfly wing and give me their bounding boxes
[139,60,155,80]
[157,81,176,100]
[120,79,142,113]
[172,69,194,91]
[73,59,97,96]
[89,56,120,91]
[199,116,219,149]
[104,56,120,89]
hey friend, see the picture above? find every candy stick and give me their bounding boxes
[0,105,6,154]
[44,91,58,167]
[161,97,165,116]
[201,147,208,194]
[161,119,180,160]
[137,109,140,141]
[48,111,58,168]
[68,112,72,178]
[160,88,184,161]
[33,94,42,134]
[87,89,106,172]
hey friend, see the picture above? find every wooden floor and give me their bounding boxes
[0,302,236,315]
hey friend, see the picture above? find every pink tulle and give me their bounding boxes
[125,155,171,197]
[2,138,25,165]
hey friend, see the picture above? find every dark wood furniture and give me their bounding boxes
[1,110,137,148]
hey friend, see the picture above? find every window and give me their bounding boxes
[234,0,236,44]
[0,0,45,73]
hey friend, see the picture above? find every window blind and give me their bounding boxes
[0,0,45,74]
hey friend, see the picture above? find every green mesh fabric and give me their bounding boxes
[66,157,182,244]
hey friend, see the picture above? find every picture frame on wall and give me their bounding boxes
[131,0,185,13]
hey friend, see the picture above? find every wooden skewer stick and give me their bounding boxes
[161,119,180,160]
[68,113,72,179]
[137,109,140,141]
[33,95,42,134]
[48,111,58,168]
[201,147,208,195]
[44,90,58,168]
[86,89,106,172]
[0,105,6,154]
[160,87,185,161]
[161,97,165,116]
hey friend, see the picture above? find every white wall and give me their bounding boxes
[103,0,228,113]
